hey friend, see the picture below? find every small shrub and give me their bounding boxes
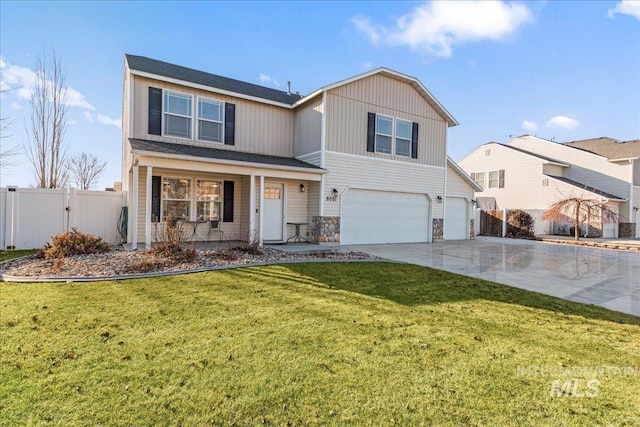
[505,210,536,240]
[38,228,110,260]
[211,248,241,261]
[233,233,262,255]
[123,259,166,274]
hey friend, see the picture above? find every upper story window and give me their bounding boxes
[164,91,192,139]
[149,87,235,145]
[198,97,224,143]
[472,172,485,188]
[375,115,393,154]
[368,113,417,158]
[395,119,412,157]
[488,170,505,188]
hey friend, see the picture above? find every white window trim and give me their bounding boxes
[474,172,485,188]
[196,96,225,144]
[395,118,412,158]
[375,114,412,158]
[163,90,194,140]
[162,177,192,220]
[488,170,500,188]
[374,114,394,155]
[161,175,225,222]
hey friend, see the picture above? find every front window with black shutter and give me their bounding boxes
[164,91,192,138]
[368,113,418,159]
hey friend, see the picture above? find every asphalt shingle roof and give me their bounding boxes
[544,174,625,200]
[126,54,303,105]
[563,137,640,160]
[129,138,323,171]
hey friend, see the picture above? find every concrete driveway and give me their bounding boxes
[341,237,640,317]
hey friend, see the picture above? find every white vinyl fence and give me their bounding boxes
[1,187,127,250]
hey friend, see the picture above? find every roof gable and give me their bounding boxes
[295,67,458,127]
[126,54,302,106]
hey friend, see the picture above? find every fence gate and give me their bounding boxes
[480,210,503,236]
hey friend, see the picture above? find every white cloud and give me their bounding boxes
[353,1,533,58]
[522,120,538,132]
[10,101,23,110]
[363,61,373,70]
[607,0,640,20]
[84,111,94,122]
[96,114,121,129]
[68,120,78,126]
[352,16,385,44]
[0,56,94,109]
[546,115,579,130]
[259,73,280,87]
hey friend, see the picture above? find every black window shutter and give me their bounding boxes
[499,170,505,188]
[366,112,376,152]
[223,181,234,222]
[148,87,162,135]
[151,176,161,221]
[411,122,419,159]
[224,103,235,145]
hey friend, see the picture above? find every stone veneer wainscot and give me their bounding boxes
[312,216,340,243]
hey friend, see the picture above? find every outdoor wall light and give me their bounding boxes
[299,184,306,193]
[332,188,339,195]
[436,195,443,202]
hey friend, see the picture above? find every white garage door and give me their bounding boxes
[341,190,430,245]
[444,197,468,240]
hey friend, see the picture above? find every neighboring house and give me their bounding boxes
[122,54,476,249]
[458,135,640,238]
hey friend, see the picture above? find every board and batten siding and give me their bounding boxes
[446,164,474,199]
[509,136,631,199]
[131,76,295,157]
[293,94,323,158]
[324,84,447,167]
[323,151,445,219]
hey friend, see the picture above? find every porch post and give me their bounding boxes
[249,174,256,242]
[259,175,264,247]
[145,166,152,250]
[131,164,139,250]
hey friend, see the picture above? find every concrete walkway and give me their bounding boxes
[341,237,640,317]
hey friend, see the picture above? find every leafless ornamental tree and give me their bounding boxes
[69,152,107,190]
[0,88,20,168]
[25,52,69,188]
[542,196,618,241]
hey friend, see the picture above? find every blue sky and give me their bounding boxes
[1,1,639,190]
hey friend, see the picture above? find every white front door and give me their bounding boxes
[263,183,284,241]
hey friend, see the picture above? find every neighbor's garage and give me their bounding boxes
[341,189,430,244]
[444,197,469,240]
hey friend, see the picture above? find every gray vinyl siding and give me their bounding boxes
[285,181,309,240]
[122,65,131,189]
[136,167,147,243]
[324,75,447,167]
[294,94,323,158]
[633,159,640,186]
[295,151,322,168]
[323,151,445,219]
[446,164,474,199]
[132,76,295,157]
[306,181,321,225]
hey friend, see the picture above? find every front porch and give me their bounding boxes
[126,139,326,249]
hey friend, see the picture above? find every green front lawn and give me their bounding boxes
[1,263,638,426]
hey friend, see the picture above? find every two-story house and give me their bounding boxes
[459,135,640,238]
[122,55,479,248]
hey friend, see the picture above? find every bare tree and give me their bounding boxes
[69,152,107,190]
[24,51,69,188]
[542,196,618,241]
[0,88,21,168]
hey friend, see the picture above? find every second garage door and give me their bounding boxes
[444,197,468,240]
[341,189,430,245]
